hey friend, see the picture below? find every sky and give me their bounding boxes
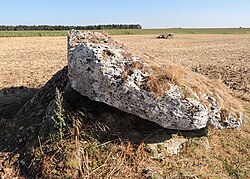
[0,0,250,28]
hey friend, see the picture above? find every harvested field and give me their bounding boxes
[0,37,67,88]
[114,34,250,95]
[0,34,250,178]
[1,34,250,94]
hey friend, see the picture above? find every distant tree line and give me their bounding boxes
[0,24,142,31]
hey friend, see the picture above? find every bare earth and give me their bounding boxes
[0,34,250,178]
[114,34,250,95]
[1,34,249,94]
[0,37,67,88]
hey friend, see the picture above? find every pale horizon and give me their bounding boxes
[0,0,249,29]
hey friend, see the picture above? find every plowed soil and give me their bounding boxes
[0,34,250,178]
[1,35,249,94]
[114,34,250,95]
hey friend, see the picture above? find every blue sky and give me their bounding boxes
[0,0,250,28]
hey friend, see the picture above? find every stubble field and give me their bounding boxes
[1,34,250,94]
[0,34,250,178]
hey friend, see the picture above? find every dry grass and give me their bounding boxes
[38,139,150,178]
[141,62,242,121]
[32,115,250,178]
[0,35,250,178]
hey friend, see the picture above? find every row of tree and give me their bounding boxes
[0,24,142,31]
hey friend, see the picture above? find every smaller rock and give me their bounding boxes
[164,137,187,155]
[141,168,163,179]
[157,33,174,39]
[146,136,187,159]
[18,126,24,131]
[20,160,26,166]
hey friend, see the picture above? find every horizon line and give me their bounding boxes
[0,24,249,29]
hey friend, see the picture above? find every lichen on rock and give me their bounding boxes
[68,30,243,130]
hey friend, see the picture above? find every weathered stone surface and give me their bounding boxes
[68,30,243,130]
[146,137,187,157]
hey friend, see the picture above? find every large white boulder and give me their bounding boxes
[68,30,243,130]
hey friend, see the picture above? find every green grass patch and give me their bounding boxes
[101,28,250,35]
[0,28,250,37]
[0,30,68,37]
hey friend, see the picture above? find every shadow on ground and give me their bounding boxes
[0,86,38,178]
[0,67,208,178]
[0,86,38,119]
[63,85,208,144]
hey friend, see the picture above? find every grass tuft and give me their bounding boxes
[53,88,66,141]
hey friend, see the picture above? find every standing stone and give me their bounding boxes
[68,30,243,130]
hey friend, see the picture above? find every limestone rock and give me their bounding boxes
[146,137,187,158]
[68,30,243,130]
